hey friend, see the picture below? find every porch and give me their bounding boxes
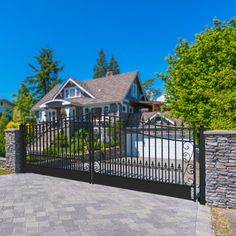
[37,100,119,122]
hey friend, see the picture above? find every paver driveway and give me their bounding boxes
[0,174,212,236]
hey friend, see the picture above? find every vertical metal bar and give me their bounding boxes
[82,115,85,171]
[193,127,196,201]
[148,121,151,180]
[65,117,68,170]
[73,116,76,170]
[167,122,170,182]
[109,116,111,175]
[142,118,145,180]
[19,124,26,172]
[119,118,122,176]
[99,115,102,173]
[181,122,184,184]
[39,123,42,166]
[88,112,92,183]
[136,122,139,178]
[57,118,60,164]
[49,121,52,167]
[42,122,45,166]
[104,113,107,174]
[175,122,177,184]
[154,122,157,181]
[76,116,79,171]
[32,123,35,163]
[35,123,38,164]
[114,116,117,176]
[53,119,56,167]
[199,126,206,204]
[91,112,94,183]
[161,120,164,181]
[46,121,49,167]
[69,117,72,170]
[124,122,127,178]
[130,126,133,178]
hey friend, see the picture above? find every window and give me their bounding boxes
[76,88,81,97]
[131,83,138,98]
[104,106,109,115]
[70,88,75,97]
[64,87,81,99]
[122,105,127,112]
[129,107,133,113]
[65,89,69,98]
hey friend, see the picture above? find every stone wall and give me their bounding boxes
[0,157,7,169]
[5,129,24,173]
[205,130,236,208]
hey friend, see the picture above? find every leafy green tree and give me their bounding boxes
[0,113,7,157]
[108,55,120,75]
[25,48,63,100]
[13,83,35,122]
[158,18,236,130]
[93,49,107,78]
[142,77,161,100]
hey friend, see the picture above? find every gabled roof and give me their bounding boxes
[0,99,14,106]
[32,71,140,110]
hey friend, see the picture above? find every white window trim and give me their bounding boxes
[122,104,127,112]
[53,78,95,99]
[64,86,81,99]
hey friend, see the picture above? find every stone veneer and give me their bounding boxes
[0,157,7,169]
[205,130,236,208]
[5,128,24,173]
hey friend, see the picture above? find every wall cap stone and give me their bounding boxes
[5,128,20,132]
[204,130,236,135]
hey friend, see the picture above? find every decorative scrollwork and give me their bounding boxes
[94,161,101,173]
[183,141,194,185]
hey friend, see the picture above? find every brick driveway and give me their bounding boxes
[0,174,212,236]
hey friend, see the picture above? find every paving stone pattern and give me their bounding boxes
[0,174,212,236]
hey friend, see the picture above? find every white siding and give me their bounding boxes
[126,134,193,160]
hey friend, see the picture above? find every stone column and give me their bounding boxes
[204,130,236,208]
[5,128,24,173]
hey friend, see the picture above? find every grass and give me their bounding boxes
[211,208,231,236]
[0,168,12,175]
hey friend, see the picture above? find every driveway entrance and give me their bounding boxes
[0,174,212,236]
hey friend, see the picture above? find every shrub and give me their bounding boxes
[6,121,20,129]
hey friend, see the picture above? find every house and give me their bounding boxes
[32,71,148,122]
[0,99,13,118]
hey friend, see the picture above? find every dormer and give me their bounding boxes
[53,78,95,100]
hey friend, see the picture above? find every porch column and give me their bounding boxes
[41,109,47,122]
[65,106,71,118]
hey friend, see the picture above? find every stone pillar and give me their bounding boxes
[5,128,24,173]
[204,130,236,208]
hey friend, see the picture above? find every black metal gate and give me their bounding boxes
[22,113,205,202]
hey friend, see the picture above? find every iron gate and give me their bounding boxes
[22,113,205,202]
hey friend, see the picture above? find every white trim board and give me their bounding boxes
[53,78,95,100]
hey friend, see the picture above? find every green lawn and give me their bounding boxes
[0,168,12,175]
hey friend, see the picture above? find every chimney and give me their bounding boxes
[106,71,113,77]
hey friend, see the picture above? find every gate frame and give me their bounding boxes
[21,113,206,203]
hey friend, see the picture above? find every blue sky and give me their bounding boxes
[0,0,235,100]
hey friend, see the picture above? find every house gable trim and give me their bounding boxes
[53,78,95,100]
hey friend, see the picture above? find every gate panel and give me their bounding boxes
[92,114,198,201]
[24,115,91,183]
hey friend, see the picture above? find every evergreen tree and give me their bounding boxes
[93,49,107,78]
[142,77,161,100]
[25,48,63,100]
[0,113,7,157]
[13,83,35,122]
[108,55,120,75]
